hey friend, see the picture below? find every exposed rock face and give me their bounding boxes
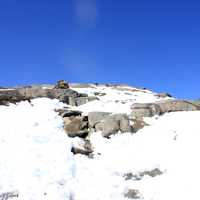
[131,103,161,118]
[0,85,96,106]
[157,100,200,113]
[131,100,200,118]
[0,89,28,105]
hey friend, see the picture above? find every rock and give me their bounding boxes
[100,116,120,137]
[94,92,106,96]
[0,89,28,105]
[17,87,79,103]
[54,80,69,89]
[124,168,163,181]
[131,100,200,118]
[131,103,161,118]
[88,112,111,128]
[71,139,93,156]
[61,110,82,118]
[124,189,141,199]
[63,116,88,138]
[155,92,173,98]
[74,97,89,106]
[157,100,200,113]
[131,118,149,133]
[88,96,99,101]
[98,114,131,137]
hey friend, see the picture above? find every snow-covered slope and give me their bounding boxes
[0,84,199,200]
[71,85,172,114]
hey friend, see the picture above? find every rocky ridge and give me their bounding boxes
[1,80,200,157]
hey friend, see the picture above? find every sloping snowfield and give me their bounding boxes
[0,85,200,200]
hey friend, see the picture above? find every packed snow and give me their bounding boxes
[0,85,200,200]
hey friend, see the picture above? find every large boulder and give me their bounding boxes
[88,112,111,128]
[94,113,131,137]
[63,116,89,138]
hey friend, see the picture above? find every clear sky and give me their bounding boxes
[0,0,200,99]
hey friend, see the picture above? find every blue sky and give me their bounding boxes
[0,0,200,99]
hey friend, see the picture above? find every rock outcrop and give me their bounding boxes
[0,82,97,106]
[131,100,200,118]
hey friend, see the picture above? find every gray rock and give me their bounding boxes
[101,116,120,137]
[131,118,149,133]
[124,189,141,199]
[131,100,200,118]
[71,139,93,156]
[124,168,163,181]
[157,100,200,113]
[88,96,99,101]
[98,114,131,137]
[74,97,89,106]
[88,112,111,128]
[17,87,79,104]
[0,89,28,105]
[131,103,160,118]
[63,116,88,138]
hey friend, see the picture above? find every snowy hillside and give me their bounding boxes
[0,83,200,200]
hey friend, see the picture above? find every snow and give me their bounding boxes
[0,98,75,200]
[0,85,200,200]
[72,86,172,115]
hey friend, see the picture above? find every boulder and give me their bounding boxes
[88,112,111,127]
[131,118,149,133]
[100,116,120,137]
[124,189,141,199]
[63,116,88,138]
[54,80,69,89]
[95,113,131,137]
[71,139,93,156]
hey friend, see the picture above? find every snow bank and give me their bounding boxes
[0,98,75,200]
[0,86,200,200]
